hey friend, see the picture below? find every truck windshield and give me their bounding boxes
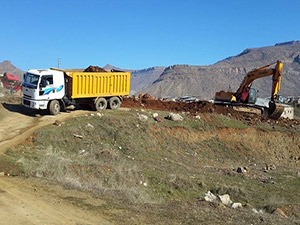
[24,73,40,88]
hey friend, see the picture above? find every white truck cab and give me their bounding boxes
[22,69,65,111]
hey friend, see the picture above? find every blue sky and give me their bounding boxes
[0,0,299,70]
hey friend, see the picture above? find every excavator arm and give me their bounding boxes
[268,61,284,119]
[270,60,283,101]
[234,60,284,119]
[215,61,284,120]
[235,61,283,101]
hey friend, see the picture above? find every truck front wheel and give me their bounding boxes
[95,98,107,111]
[49,100,61,115]
[108,97,121,110]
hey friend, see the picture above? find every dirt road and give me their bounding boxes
[0,177,111,225]
[0,102,112,225]
[0,102,89,152]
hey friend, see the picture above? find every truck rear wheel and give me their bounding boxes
[108,97,121,110]
[49,100,60,115]
[95,98,107,111]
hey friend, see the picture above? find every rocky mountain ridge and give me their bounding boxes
[144,41,300,99]
[0,61,24,80]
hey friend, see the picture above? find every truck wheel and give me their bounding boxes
[49,100,60,115]
[109,97,121,110]
[95,98,107,111]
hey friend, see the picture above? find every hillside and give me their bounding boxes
[0,60,24,81]
[144,41,300,99]
[103,64,166,95]
[1,96,300,224]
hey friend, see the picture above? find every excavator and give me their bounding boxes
[215,60,284,120]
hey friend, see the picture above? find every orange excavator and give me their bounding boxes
[215,60,284,119]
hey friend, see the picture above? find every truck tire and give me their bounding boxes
[108,97,121,110]
[49,100,60,115]
[95,98,107,111]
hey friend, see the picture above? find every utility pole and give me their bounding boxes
[58,58,61,68]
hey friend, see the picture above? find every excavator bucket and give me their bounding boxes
[268,101,284,120]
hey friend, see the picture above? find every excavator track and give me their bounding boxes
[268,101,284,120]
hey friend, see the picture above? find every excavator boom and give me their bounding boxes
[215,60,284,120]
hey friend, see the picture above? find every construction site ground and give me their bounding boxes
[0,93,300,224]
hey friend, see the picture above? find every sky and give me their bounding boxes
[0,0,300,70]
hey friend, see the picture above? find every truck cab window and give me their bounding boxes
[40,75,53,88]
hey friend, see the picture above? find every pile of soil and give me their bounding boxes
[122,94,234,115]
[84,66,107,73]
[122,93,300,127]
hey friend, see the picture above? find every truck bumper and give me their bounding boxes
[22,98,48,110]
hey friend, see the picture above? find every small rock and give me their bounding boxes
[204,191,217,202]
[236,167,248,174]
[152,113,159,118]
[218,194,232,206]
[118,146,122,150]
[154,116,163,122]
[53,120,64,126]
[166,113,183,121]
[97,113,103,117]
[265,164,276,170]
[79,149,86,154]
[90,113,95,116]
[73,134,83,139]
[195,115,201,120]
[258,209,264,214]
[252,208,259,214]
[272,208,288,218]
[86,123,94,129]
[232,202,242,209]
[138,114,148,121]
[143,182,147,187]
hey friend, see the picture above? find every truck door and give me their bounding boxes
[39,75,55,98]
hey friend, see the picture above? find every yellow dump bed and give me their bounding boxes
[65,71,130,99]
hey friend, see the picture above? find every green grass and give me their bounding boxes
[213,114,249,129]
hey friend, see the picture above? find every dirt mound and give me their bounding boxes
[84,66,107,73]
[122,94,233,115]
[122,94,300,127]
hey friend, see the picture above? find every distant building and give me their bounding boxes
[281,105,294,119]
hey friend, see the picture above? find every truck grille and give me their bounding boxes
[23,99,30,106]
[24,94,31,98]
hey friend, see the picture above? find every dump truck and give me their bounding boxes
[215,60,284,119]
[22,68,130,115]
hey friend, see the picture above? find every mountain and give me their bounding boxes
[103,64,166,95]
[144,41,300,99]
[130,67,166,95]
[0,60,24,81]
